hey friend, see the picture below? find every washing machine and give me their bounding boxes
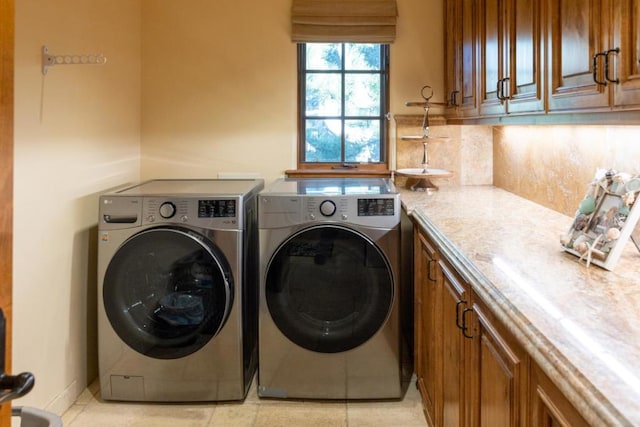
[97,179,263,402]
[258,177,402,399]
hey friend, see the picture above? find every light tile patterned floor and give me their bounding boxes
[62,376,428,426]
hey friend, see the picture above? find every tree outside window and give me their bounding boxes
[299,43,389,167]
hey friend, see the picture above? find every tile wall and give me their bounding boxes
[494,125,640,217]
[395,117,640,218]
[393,115,493,190]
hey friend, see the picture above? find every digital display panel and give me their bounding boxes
[198,199,236,218]
[357,198,395,216]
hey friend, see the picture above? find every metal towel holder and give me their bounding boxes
[41,45,107,75]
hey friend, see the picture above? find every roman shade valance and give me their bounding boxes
[291,0,398,43]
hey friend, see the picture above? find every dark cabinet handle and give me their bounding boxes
[593,52,608,86]
[605,48,620,84]
[496,78,510,101]
[461,307,474,339]
[449,90,459,107]
[501,77,510,101]
[455,300,466,330]
[0,372,35,404]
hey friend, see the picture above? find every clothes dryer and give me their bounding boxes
[258,178,402,399]
[97,179,263,402]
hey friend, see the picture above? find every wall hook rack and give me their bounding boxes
[41,45,107,75]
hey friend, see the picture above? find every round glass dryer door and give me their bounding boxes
[103,227,233,359]
[265,225,393,353]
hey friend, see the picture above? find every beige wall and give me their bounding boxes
[12,0,445,415]
[11,0,640,418]
[14,0,141,413]
[140,0,445,182]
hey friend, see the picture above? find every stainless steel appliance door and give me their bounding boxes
[103,227,233,359]
[265,225,393,353]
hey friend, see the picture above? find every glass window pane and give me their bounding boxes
[306,73,342,116]
[345,44,381,70]
[345,74,381,116]
[305,119,342,162]
[306,43,342,70]
[345,120,380,163]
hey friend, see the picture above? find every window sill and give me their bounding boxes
[285,169,392,178]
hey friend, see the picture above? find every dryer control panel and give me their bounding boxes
[259,194,399,229]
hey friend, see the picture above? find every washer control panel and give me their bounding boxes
[99,196,244,230]
[144,198,241,228]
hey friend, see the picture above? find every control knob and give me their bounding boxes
[159,202,176,219]
[319,200,336,217]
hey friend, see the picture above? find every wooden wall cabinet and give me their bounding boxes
[478,0,544,116]
[547,0,610,111]
[549,0,640,111]
[445,0,640,120]
[611,0,640,108]
[445,0,479,117]
[414,223,585,426]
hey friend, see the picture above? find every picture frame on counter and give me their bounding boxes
[561,169,640,270]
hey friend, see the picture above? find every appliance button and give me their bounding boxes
[159,202,176,219]
[319,200,336,217]
[181,215,188,222]
[309,213,316,220]
[147,215,156,223]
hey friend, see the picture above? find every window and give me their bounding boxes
[298,43,390,169]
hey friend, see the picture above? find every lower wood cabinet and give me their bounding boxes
[414,224,587,426]
[530,364,589,427]
[414,231,440,426]
[469,292,529,426]
[440,258,468,426]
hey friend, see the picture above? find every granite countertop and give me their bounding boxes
[401,185,640,427]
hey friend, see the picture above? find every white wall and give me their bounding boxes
[13,0,141,413]
[140,0,445,181]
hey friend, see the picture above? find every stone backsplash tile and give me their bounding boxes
[393,115,492,189]
[493,125,640,216]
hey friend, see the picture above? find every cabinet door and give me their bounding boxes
[478,0,508,116]
[414,232,440,426]
[506,0,544,114]
[479,0,543,116]
[547,0,610,111]
[612,0,640,107]
[440,260,468,426]
[530,363,589,426]
[445,0,459,111]
[446,0,479,118]
[468,297,529,427]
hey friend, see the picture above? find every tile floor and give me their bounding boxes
[61,376,428,427]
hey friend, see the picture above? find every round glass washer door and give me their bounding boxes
[103,227,233,359]
[265,225,394,353]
